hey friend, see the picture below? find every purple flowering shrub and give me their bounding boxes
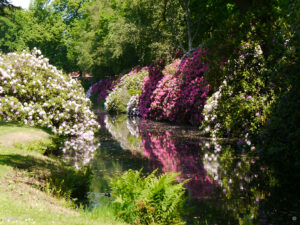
[144,49,210,125]
[88,79,114,104]
[138,60,165,118]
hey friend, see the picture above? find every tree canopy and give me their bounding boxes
[0,0,298,85]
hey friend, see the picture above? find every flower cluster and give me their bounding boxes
[138,60,165,118]
[104,50,209,125]
[145,49,210,125]
[0,49,100,166]
[127,95,140,116]
[104,68,148,114]
[87,78,114,104]
[201,42,273,140]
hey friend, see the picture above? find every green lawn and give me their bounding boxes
[0,122,125,225]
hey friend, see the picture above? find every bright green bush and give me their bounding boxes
[110,169,186,225]
[105,68,148,114]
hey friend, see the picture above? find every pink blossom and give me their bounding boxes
[139,49,210,125]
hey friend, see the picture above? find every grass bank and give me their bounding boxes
[0,122,124,225]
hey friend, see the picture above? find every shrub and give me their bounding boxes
[105,68,148,114]
[139,60,165,118]
[201,41,274,143]
[0,49,100,166]
[127,95,140,116]
[110,169,186,225]
[145,49,210,125]
[86,78,114,104]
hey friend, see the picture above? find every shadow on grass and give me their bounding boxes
[0,121,54,136]
[0,153,92,205]
[0,121,22,127]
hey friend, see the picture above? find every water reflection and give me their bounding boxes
[104,115,142,154]
[139,119,216,199]
[201,141,269,224]
[91,114,298,224]
[103,115,216,199]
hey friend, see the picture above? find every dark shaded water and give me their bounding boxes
[89,112,299,225]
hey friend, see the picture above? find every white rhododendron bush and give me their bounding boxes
[0,49,100,166]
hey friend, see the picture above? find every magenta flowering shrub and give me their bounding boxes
[89,79,114,104]
[138,60,165,117]
[145,50,210,125]
[146,59,180,120]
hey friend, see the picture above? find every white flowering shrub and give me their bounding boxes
[105,68,148,114]
[127,95,140,116]
[0,49,100,166]
[201,41,274,146]
[202,88,222,139]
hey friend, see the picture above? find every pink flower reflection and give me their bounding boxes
[139,120,216,199]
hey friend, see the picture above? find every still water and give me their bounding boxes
[89,112,299,225]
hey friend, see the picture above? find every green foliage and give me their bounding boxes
[72,0,184,77]
[110,169,187,225]
[0,14,24,53]
[14,138,57,155]
[201,42,274,140]
[105,68,148,114]
[44,165,92,205]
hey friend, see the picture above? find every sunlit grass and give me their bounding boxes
[0,122,125,225]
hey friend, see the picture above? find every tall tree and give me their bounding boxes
[0,0,14,16]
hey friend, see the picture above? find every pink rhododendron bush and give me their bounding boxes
[138,60,165,118]
[0,49,100,166]
[141,49,210,125]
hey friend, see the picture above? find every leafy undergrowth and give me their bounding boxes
[0,123,125,225]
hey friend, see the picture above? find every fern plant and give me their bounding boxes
[110,169,187,225]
